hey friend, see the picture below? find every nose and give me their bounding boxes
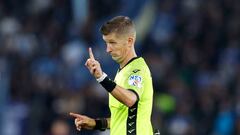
[106,44,112,53]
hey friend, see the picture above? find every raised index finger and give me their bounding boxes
[69,112,84,119]
[89,47,95,60]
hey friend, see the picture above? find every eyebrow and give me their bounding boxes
[109,40,117,42]
[104,39,116,42]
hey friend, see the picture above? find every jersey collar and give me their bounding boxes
[118,57,140,72]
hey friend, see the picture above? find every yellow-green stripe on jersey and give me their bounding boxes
[109,57,153,135]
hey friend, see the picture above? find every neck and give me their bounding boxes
[119,50,137,69]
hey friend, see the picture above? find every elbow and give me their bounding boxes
[125,97,137,108]
[125,90,139,107]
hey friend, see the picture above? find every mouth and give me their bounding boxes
[110,53,117,57]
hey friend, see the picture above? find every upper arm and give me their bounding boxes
[125,69,145,99]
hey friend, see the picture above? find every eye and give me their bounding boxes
[107,41,117,47]
[109,41,117,44]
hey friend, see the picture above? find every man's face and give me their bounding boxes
[102,33,130,63]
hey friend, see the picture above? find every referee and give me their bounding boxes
[70,16,155,135]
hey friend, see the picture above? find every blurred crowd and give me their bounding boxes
[0,0,240,135]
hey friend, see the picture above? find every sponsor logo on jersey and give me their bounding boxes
[132,69,140,73]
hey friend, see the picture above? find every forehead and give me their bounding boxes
[103,33,128,42]
[102,33,118,41]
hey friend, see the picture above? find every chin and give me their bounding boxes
[112,56,118,61]
[112,56,121,63]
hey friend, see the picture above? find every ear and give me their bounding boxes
[127,37,134,47]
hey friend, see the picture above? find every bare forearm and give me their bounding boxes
[96,72,137,107]
[110,85,137,107]
[106,118,110,129]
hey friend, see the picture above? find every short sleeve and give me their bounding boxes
[125,69,145,98]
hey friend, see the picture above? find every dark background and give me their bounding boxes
[0,0,240,135]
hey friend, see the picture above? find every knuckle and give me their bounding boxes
[87,59,91,63]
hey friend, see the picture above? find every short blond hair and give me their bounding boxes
[100,16,136,36]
